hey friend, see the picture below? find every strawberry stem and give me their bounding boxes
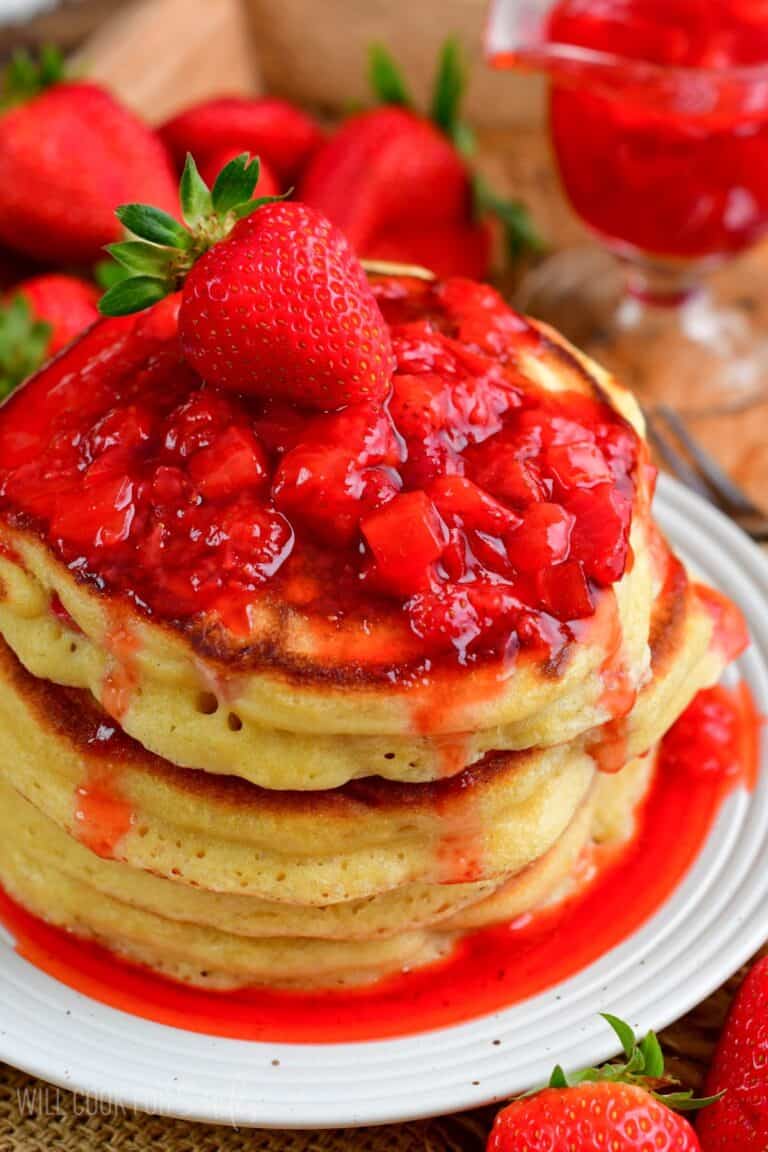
[369,43,413,108]
[99,152,283,317]
[532,1014,723,1114]
[1,44,65,109]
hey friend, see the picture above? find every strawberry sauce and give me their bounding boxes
[72,765,135,861]
[545,0,768,260]
[0,280,641,674]
[0,682,759,1043]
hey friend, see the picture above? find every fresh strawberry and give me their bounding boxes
[199,147,280,197]
[11,274,100,353]
[698,955,768,1150]
[300,105,472,249]
[300,41,541,276]
[0,274,99,399]
[99,154,395,411]
[489,1015,714,1152]
[159,96,322,184]
[0,48,178,265]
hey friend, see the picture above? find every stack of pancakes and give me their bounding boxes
[0,308,735,990]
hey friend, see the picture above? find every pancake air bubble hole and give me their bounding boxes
[227,712,243,732]
[196,691,219,715]
[384,752,395,761]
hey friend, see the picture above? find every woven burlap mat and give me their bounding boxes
[0,946,764,1151]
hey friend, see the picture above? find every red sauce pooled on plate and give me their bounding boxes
[0,682,759,1043]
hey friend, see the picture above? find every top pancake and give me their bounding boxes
[0,277,664,786]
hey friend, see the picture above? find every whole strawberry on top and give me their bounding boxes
[697,954,768,1151]
[99,153,395,409]
[159,95,323,186]
[489,1015,717,1152]
[0,47,178,265]
[0,274,99,400]
[300,40,541,279]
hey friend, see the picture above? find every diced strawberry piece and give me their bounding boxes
[151,465,194,508]
[216,496,294,582]
[406,585,483,660]
[505,502,574,572]
[51,474,135,549]
[567,483,632,584]
[536,558,595,620]
[83,446,138,486]
[545,441,613,491]
[465,442,548,507]
[163,390,240,458]
[273,444,399,546]
[548,414,597,446]
[83,404,153,464]
[251,402,306,457]
[303,402,404,469]
[436,279,533,356]
[408,580,524,661]
[430,476,522,536]
[596,420,639,481]
[439,526,471,582]
[362,490,445,597]
[188,427,267,501]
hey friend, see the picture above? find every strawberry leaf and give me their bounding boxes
[475,174,545,262]
[639,1031,665,1079]
[369,43,413,107]
[105,241,174,279]
[211,153,262,214]
[116,204,191,250]
[180,154,213,229]
[100,151,280,316]
[602,1013,638,1061]
[99,276,171,317]
[548,1065,569,1089]
[655,1090,725,1113]
[94,259,132,291]
[0,295,52,400]
[430,38,465,143]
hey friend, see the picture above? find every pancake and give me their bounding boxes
[0,759,652,988]
[0,292,659,790]
[0,638,596,904]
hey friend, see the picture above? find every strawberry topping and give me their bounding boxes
[0,275,640,667]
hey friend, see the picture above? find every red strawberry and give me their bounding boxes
[198,147,280,197]
[11,274,100,354]
[0,49,178,265]
[698,955,768,1150]
[489,1015,712,1152]
[300,106,472,251]
[159,96,322,184]
[299,42,541,278]
[99,155,395,411]
[0,274,99,399]
[180,201,394,406]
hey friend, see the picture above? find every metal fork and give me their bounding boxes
[644,404,768,543]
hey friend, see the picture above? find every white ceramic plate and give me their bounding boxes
[0,475,766,1130]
